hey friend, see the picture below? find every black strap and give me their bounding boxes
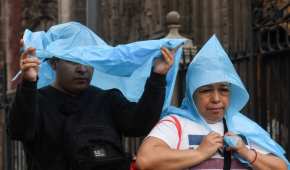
[223,118,231,170]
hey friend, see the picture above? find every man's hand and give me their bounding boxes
[153,47,174,75]
[20,41,40,82]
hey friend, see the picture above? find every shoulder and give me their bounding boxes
[85,86,116,95]
[147,115,193,148]
[103,88,126,100]
[38,85,54,96]
[86,86,126,101]
[156,115,206,131]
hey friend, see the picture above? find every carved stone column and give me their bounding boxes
[164,11,197,106]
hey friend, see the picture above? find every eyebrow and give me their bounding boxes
[220,84,230,87]
[199,83,230,89]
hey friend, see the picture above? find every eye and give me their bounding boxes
[219,87,230,95]
[198,88,213,94]
[65,60,79,66]
[221,88,229,92]
[70,62,79,66]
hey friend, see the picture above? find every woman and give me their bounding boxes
[136,35,289,170]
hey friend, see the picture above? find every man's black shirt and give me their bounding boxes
[8,73,165,170]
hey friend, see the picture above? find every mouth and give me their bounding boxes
[73,77,90,84]
[207,107,224,113]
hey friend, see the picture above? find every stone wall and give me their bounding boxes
[83,0,252,54]
[0,0,58,169]
[0,0,22,169]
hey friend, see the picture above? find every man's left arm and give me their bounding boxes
[112,48,173,137]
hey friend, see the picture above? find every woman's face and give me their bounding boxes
[194,82,230,123]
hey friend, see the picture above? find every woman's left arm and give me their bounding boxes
[225,132,287,170]
[237,146,287,170]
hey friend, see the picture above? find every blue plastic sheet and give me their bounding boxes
[22,21,185,108]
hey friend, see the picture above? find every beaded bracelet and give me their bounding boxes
[249,148,258,164]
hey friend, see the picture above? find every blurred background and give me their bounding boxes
[0,0,289,169]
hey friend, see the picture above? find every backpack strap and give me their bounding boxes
[130,115,182,170]
[223,118,231,170]
[158,115,182,149]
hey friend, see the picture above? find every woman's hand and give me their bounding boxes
[196,132,224,160]
[224,132,255,162]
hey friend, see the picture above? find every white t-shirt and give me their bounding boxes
[148,115,268,170]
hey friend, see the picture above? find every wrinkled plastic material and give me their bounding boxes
[163,35,289,168]
[22,22,185,107]
[224,136,239,148]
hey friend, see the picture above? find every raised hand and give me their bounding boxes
[153,47,174,75]
[19,40,40,82]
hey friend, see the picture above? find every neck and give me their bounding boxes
[205,118,223,124]
[52,82,81,97]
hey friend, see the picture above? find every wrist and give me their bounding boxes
[248,149,258,165]
[153,69,168,75]
[148,72,166,87]
[21,79,37,89]
[22,75,38,82]
[237,147,257,164]
[195,147,209,161]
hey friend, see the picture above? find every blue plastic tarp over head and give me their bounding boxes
[22,21,185,108]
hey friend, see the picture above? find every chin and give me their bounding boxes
[207,114,224,123]
[71,84,90,93]
[77,85,90,91]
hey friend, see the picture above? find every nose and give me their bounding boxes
[211,90,221,103]
[76,64,89,74]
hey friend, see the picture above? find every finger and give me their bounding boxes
[161,48,173,63]
[163,48,174,61]
[161,51,172,65]
[212,136,224,144]
[29,47,36,56]
[225,147,233,151]
[20,39,24,48]
[224,131,235,136]
[21,63,40,71]
[214,137,224,144]
[211,136,224,144]
[22,57,40,64]
[161,47,171,56]
[161,49,172,64]
[21,58,40,69]
[217,143,224,149]
[209,132,222,138]
[20,47,36,60]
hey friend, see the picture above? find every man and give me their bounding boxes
[8,26,175,170]
[136,35,289,170]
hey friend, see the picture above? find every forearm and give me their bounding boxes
[8,80,38,141]
[132,72,165,133]
[136,138,206,170]
[114,72,166,136]
[237,148,287,170]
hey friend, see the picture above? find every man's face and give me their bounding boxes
[52,59,93,95]
[194,82,230,123]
